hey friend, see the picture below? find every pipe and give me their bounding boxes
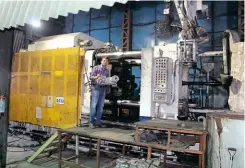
[189,108,227,113]
[119,102,139,107]
[192,41,196,61]
[182,81,222,86]
[124,59,141,64]
[206,72,210,107]
[75,135,79,164]
[118,100,140,107]
[198,51,223,57]
[104,100,140,107]
[96,51,141,59]
[222,32,230,75]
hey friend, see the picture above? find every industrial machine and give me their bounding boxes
[84,49,142,123]
[8,1,244,167]
[9,0,216,130]
[79,0,212,124]
[86,41,198,123]
[82,40,226,125]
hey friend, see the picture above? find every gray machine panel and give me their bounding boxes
[153,57,173,104]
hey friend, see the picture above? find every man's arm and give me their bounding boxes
[90,66,99,80]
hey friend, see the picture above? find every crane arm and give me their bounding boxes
[174,0,209,43]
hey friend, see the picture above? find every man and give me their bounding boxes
[89,57,109,128]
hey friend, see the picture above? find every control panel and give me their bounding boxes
[153,57,173,104]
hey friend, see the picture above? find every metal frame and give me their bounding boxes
[238,1,244,41]
[135,124,207,168]
[57,122,207,168]
[121,4,131,51]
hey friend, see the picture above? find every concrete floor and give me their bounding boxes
[7,162,46,168]
[6,134,40,167]
[6,148,115,168]
[7,146,35,164]
[30,150,114,168]
[6,133,114,168]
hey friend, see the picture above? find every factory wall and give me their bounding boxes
[64,1,238,109]
[207,114,244,168]
[64,1,238,50]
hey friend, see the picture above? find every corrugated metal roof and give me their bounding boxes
[0,0,128,30]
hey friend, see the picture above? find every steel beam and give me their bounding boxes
[121,4,131,51]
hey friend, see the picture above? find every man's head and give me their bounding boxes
[101,57,109,67]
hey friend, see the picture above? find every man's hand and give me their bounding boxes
[91,74,100,80]
[96,74,101,79]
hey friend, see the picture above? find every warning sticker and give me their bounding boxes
[0,100,5,113]
[36,107,42,119]
[56,97,64,104]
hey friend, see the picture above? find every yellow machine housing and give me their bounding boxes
[10,47,84,129]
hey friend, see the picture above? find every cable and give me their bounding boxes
[7,145,37,153]
[84,61,92,92]
[6,158,27,166]
[7,148,34,152]
[8,131,40,149]
[8,133,34,143]
[9,134,32,141]
[191,67,197,100]
[8,138,21,144]
[169,58,179,105]
[199,57,205,107]
[8,143,40,148]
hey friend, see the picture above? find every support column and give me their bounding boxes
[0,29,14,168]
[58,131,62,168]
[75,135,79,164]
[96,139,101,168]
[121,4,132,51]
[122,144,126,155]
[135,126,139,142]
[147,147,152,160]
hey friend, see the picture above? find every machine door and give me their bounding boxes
[10,47,84,128]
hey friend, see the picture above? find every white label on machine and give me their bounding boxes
[47,96,53,108]
[36,107,42,119]
[163,8,169,14]
[56,97,64,104]
[0,100,5,113]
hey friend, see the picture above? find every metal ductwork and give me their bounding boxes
[96,51,141,59]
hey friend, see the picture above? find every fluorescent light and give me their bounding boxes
[159,42,165,46]
[31,20,41,28]
[135,60,141,64]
